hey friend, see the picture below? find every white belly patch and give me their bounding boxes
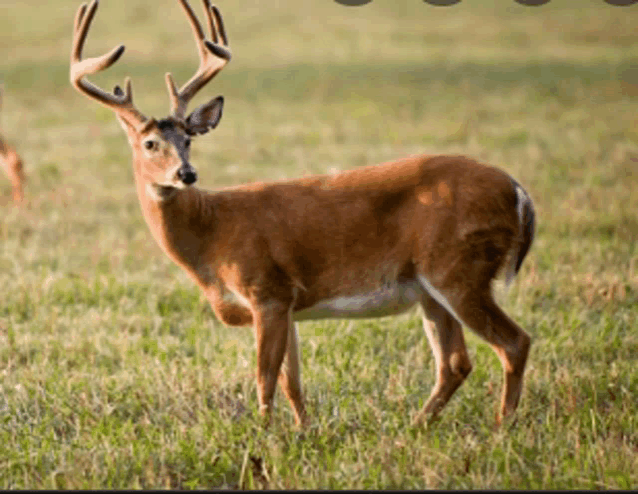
[294,280,424,321]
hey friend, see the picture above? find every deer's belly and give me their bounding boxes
[294,280,423,321]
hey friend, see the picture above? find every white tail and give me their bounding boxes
[69,0,535,427]
[504,182,535,288]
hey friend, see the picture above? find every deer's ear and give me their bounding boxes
[185,96,224,135]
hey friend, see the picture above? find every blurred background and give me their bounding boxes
[0,0,637,488]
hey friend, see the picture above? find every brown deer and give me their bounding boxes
[70,0,535,427]
[0,86,25,203]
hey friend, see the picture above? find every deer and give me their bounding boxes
[69,0,535,428]
[0,86,25,203]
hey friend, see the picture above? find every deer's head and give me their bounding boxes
[70,0,231,198]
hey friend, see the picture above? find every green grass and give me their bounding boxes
[1,0,637,488]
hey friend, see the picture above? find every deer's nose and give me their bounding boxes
[177,165,197,185]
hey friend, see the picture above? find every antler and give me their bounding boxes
[70,0,146,128]
[165,0,232,120]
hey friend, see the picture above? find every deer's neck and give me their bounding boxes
[134,172,217,288]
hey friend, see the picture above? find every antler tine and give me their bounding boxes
[70,0,146,128]
[71,2,90,62]
[177,0,207,53]
[209,4,228,46]
[167,0,232,120]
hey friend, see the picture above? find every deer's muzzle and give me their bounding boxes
[177,164,197,185]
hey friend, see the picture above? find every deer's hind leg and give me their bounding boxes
[452,292,531,423]
[414,292,473,424]
[416,274,531,424]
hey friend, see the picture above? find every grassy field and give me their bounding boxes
[1,0,637,488]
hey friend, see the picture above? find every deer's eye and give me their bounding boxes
[184,138,191,149]
[144,140,158,151]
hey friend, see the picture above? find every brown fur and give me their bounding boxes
[0,91,25,203]
[0,143,24,203]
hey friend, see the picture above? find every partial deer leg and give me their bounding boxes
[252,302,292,425]
[8,160,24,203]
[414,293,472,424]
[1,154,22,203]
[278,319,308,426]
[451,291,531,424]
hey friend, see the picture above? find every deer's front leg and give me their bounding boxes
[206,287,253,327]
[278,320,308,427]
[211,300,253,327]
[253,302,291,425]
